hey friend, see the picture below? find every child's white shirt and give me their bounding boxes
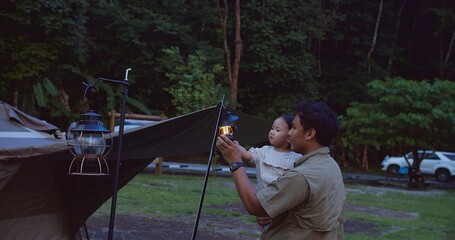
[248,145,302,190]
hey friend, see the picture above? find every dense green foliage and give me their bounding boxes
[161,47,224,114]
[340,78,455,169]
[0,0,454,170]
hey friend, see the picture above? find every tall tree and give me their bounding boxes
[234,0,341,116]
[160,47,223,115]
[428,5,455,79]
[367,0,384,79]
[85,0,224,115]
[0,0,88,127]
[387,0,407,73]
[1,0,453,133]
[217,0,242,109]
[341,78,455,176]
[231,0,242,109]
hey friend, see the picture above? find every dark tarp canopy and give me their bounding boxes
[0,102,272,239]
[117,105,272,159]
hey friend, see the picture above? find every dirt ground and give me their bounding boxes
[83,200,417,240]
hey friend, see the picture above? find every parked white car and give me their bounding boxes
[381,150,455,182]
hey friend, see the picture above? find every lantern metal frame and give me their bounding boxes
[67,68,131,240]
[68,110,113,175]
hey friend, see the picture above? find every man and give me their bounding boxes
[216,100,346,239]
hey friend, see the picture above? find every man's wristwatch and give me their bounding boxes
[229,161,245,172]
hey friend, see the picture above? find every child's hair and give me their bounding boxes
[279,114,294,130]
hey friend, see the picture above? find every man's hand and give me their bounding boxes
[216,134,241,164]
[216,135,269,217]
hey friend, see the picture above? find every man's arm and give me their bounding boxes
[217,135,268,216]
[231,167,267,216]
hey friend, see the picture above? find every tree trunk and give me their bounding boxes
[353,145,361,168]
[408,149,425,188]
[387,0,407,73]
[443,31,455,79]
[340,148,348,168]
[13,87,19,108]
[367,0,383,79]
[362,146,369,171]
[218,0,232,92]
[231,0,242,109]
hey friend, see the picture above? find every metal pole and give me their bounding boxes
[191,99,225,240]
[107,68,131,240]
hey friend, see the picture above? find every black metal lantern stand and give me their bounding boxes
[67,68,131,240]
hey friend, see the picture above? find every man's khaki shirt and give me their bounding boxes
[257,147,346,240]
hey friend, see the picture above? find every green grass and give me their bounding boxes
[94,174,246,219]
[345,185,455,240]
[95,173,455,240]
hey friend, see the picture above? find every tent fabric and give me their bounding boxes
[115,105,222,159]
[0,101,68,161]
[0,102,273,239]
[0,102,71,239]
[1,101,59,131]
[0,160,72,240]
[229,108,273,146]
[0,212,71,240]
[106,104,272,160]
[0,162,20,191]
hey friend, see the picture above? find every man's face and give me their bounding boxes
[288,115,305,153]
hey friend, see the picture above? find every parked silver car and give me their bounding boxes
[381,150,455,182]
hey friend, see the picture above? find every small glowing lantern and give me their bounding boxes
[218,110,238,141]
[68,110,112,175]
[218,125,234,136]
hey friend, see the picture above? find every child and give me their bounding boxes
[237,114,302,190]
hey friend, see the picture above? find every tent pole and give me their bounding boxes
[107,68,131,240]
[83,223,90,240]
[191,99,225,240]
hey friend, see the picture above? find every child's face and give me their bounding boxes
[269,117,290,149]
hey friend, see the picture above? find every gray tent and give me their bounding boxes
[0,101,67,161]
[0,101,272,239]
[0,101,70,239]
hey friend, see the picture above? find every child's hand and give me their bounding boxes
[256,215,271,226]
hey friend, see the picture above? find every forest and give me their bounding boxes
[0,0,454,171]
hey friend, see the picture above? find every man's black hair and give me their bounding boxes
[295,100,340,146]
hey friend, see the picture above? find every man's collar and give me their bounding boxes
[294,147,330,167]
